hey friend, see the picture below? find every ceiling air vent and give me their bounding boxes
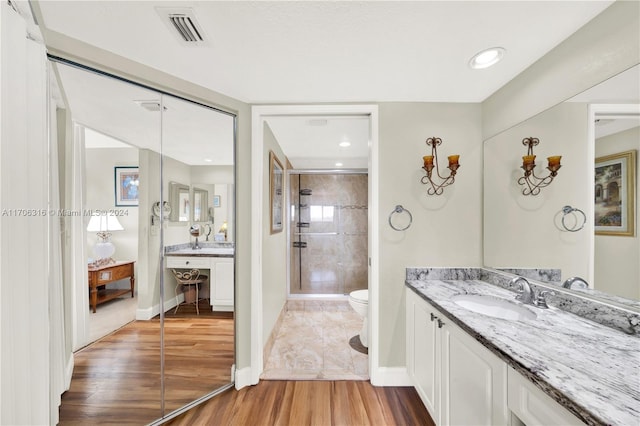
[156,8,208,46]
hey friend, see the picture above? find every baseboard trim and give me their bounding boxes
[234,366,256,390]
[65,353,74,390]
[136,295,182,320]
[370,367,412,386]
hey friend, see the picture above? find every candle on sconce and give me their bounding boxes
[547,156,562,168]
[522,155,536,165]
[423,155,434,168]
[448,155,460,167]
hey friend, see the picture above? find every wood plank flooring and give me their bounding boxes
[59,316,234,425]
[167,380,434,426]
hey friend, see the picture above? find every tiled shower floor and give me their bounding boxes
[261,300,369,380]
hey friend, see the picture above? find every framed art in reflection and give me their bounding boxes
[595,150,636,236]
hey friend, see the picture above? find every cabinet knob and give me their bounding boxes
[437,318,445,328]
[186,261,190,265]
[430,313,437,322]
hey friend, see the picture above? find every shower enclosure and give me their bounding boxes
[289,171,368,296]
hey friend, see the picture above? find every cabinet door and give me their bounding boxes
[440,319,508,426]
[507,366,585,426]
[406,290,439,422]
[211,258,234,309]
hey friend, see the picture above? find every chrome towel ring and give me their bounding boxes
[388,205,413,231]
[560,205,586,232]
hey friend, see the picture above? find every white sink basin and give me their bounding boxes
[451,294,537,321]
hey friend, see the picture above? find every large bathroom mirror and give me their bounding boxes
[484,64,640,305]
[49,58,236,424]
[169,181,190,222]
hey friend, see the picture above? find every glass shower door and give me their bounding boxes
[289,173,367,296]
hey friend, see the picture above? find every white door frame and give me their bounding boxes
[248,105,380,385]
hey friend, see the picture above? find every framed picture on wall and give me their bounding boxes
[270,151,284,234]
[114,166,139,207]
[595,150,636,236]
[213,195,221,208]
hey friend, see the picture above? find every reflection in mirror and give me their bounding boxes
[193,187,208,222]
[51,60,163,424]
[169,181,190,222]
[484,65,640,306]
[160,94,235,416]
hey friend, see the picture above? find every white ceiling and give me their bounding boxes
[37,1,621,168]
[55,61,234,165]
[37,1,614,104]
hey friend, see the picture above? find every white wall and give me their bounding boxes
[378,102,483,367]
[594,126,640,299]
[484,102,590,280]
[85,146,139,289]
[261,123,287,346]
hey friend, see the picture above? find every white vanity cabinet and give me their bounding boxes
[406,289,509,426]
[210,257,234,311]
[166,255,234,312]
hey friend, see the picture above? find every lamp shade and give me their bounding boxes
[87,213,125,232]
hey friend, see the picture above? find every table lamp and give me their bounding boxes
[87,213,124,266]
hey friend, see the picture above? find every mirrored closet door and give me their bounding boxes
[51,58,235,424]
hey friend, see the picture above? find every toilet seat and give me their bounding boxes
[349,289,368,304]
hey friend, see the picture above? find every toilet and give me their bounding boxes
[348,289,369,348]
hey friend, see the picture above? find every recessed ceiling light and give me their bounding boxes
[469,47,505,69]
[339,141,351,148]
[335,162,343,167]
[204,158,212,162]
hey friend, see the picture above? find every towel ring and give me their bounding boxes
[388,205,413,231]
[560,205,586,232]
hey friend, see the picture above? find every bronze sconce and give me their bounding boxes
[421,137,460,195]
[518,137,561,196]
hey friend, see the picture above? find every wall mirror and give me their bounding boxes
[169,181,190,222]
[50,57,236,424]
[192,187,208,223]
[484,64,640,306]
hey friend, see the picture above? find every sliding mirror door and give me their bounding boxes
[160,95,236,414]
[52,60,163,424]
[51,59,236,423]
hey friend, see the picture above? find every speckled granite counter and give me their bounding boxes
[164,242,234,257]
[405,274,640,426]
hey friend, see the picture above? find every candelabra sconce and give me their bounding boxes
[518,137,561,196]
[421,137,460,195]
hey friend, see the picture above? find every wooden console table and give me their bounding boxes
[88,261,135,313]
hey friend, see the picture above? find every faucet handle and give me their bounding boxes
[535,290,555,309]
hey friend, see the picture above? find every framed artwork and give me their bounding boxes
[114,166,139,207]
[213,195,221,208]
[270,151,284,234]
[595,150,636,236]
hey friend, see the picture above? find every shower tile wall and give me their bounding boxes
[290,174,368,295]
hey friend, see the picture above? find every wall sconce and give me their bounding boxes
[421,137,460,195]
[518,137,561,196]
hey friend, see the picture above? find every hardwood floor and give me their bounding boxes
[59,316,234,425]
[167,381,434,426]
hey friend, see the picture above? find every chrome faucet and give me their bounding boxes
[509,276,554,309]
[562,276,589,290]
[510,277,535,305]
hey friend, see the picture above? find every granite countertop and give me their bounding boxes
[405,279,640,426]
[164,243,234,257]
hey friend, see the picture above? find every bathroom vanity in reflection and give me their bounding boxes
[165,246,234,311]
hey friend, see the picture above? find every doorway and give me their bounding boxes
[249,105,379,385]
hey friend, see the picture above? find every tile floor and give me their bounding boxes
[261,299,369,380]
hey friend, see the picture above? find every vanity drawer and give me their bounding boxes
[507,367,585,426]
[166,257,211,269]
